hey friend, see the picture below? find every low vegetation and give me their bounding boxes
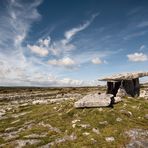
[0,87,147,147]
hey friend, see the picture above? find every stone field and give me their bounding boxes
[0,86,147,148]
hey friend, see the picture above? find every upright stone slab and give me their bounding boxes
[133,78,140,97]
[122,80,135,97]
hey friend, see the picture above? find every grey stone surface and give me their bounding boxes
[99,121,108,125]
[120,110,133,117]
[74,93,113,108]
[92,128,100,134]
[100,72,148,81]
[140,90,148,99]
[15,139,41,148]
[144,114,148,120]
[105,137,115,142]
[116,117,122,122]
[41,133,77,148]
[82,132,90,136]
[125,128,148,148]
[114,96,122,103]
[116,88,127,97]
[0,109,6,117]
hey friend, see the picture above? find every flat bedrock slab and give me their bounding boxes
[125,128,148,148]
[74,93,117,108]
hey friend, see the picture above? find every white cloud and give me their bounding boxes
[27,13,99,57]
[137,21,148,28]
[47,76,98,87]
[91,57,102,64]
[39,37,51,47]
[139,45,145,51]
[59,78,83,86]
[127,52,148,62]
[0,2,101,87]
[27,45,49,56]
[48,57,76,69]
[0,0,49,86]
[64,13,99,41]
[123,30,148,40]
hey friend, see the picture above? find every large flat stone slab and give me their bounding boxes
[100,72,148,81]
[74,93,114,108]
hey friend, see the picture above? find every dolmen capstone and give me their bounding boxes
[74,93,121,108]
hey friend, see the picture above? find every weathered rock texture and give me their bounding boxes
[100,72,148,81]
[100,72,148,97]
[125,128,148,148]
[140,90,148,99]
[74,93,116,108]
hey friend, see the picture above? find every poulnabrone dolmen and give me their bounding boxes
[100,72,148,97]
[74,72,148,108]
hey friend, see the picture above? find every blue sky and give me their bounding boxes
[0,0,148,86]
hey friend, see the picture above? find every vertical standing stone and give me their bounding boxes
[107,81,121,96]
[122,80,135,97]
[133,78,140,97]
[107,82,113,94]
[113,81,121,96]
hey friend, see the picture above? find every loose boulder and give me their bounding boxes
[139,90,148,99]
[74,93,114,108]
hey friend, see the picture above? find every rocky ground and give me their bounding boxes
[0,86,147,148]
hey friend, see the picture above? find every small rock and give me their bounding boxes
[32,100,48,105]
[123,103,127,107]
[120,110,132,117]
[12,111,31,118]
[131,106,137,109]
[15,139,41,148]
[116,117,122,122]
[58,113,62,116]
[116,87,127,97]
[72,119,80,124]
[144,114,148,119]
[5,107,12,111]
[41,133,77,148]
[0,109,6,117]
[114,96,122,103]
[39,122,61,133]
[72,124,76,128]
[53,107,57,110]
[56,94,62,98]
[24,133,47,138]
[82,132,90,136]
[91,138,97,143]
[99,121,108,125]
[105,137,115,142]
[5,127,16,132]
[139,90,148,99]
[20,103,28,107]
[3,131,19,141]
[98,108,103,111]
[79,124,90,129]
[71,119,81,128]
[92,128,100,134]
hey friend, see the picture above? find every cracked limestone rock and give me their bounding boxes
[74,93,114,108]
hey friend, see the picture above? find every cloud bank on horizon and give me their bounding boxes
[0,0,148,86]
